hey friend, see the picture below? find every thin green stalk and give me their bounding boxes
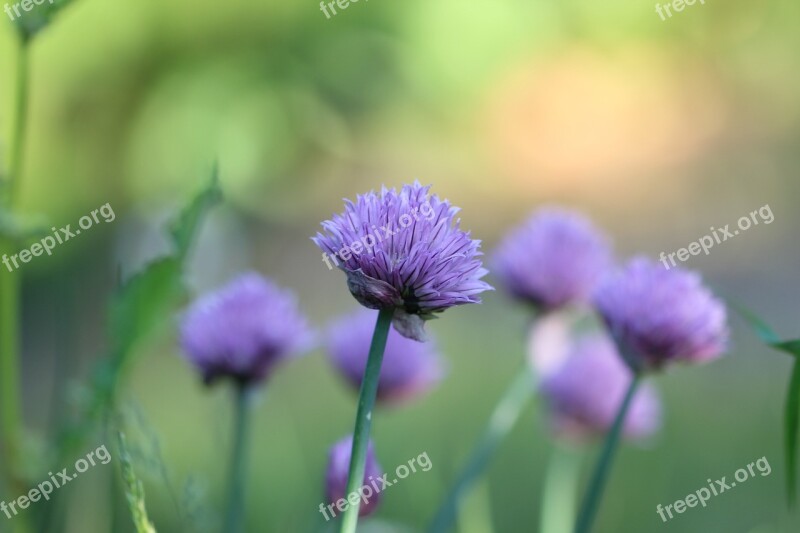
[1,35,30,505]
[427,369,534,533]
[456,479,493,533]
[8,35,30,205]
[574,374,641,533]
[0,244,21,474]
[339,308,393,533]
[223,385,252,533]
[540,445,582,533]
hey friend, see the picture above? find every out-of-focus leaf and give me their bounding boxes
[736,301,800,358]
[105,167,221,391]
[169,164,221,260]
[108,258,182,362]
[11,0,79,41]
[786,362,800,504]
[773,341,800,359]
[732,302,782,344]
[118,433,157,533]
[735,304,800,505]
[56,169,220,461]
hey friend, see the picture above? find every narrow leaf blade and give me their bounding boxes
[731,303,782,344]
[786,361,800,505]
[773,340,800,359]
[169,164,222,260]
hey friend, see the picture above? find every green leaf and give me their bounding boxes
[773,341,800,360]
[169,163,222,261]
[106,166,221,381]
[56,169,220,459]
[109,166,221,357]
[108,258,182,362]
[733,303,800,357]
[731,302,782,344]
[10,0,79,41]
[734,304,800,505]
[787,362,800,505]
[118,432,157,533]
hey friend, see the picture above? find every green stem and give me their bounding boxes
[456,479,493,533]
[784,359,800,505]
[427,368,534,533]
[339,308,393,533]
[0,244,21,475]
[540,445,582,533]
[223,385,252,533]
[1,35,30,505]
[8,35,30,206]
[574,374,641,533]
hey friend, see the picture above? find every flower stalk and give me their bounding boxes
[428,368,534,533]
[339,308,393,533]
[574,374,641,533]
[8,34,30,205]
[223,385,252,533]
[1,33,30,506]
[540,445,582,533]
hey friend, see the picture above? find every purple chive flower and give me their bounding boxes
[179,273,312,386]
[313,182,493,340]
[492,207,612,312]
[327,309,446,404]
[540,333,662,441]
[326,436,383,518]
[593,257,728,372]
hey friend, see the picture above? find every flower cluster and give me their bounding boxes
[177,183,493,527]
[494,206,728,441]
[174,187,729,529]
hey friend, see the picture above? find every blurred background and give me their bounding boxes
[1,0,799,531]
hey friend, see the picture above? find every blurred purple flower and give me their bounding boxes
[540,333,662,441]
[327,309,446,404]
[179,273,313,386]
[492,207,612,312]
[313,182,493,340]
[326,436,383,517]
[593,257,728,372]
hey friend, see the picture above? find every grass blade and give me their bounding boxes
[118,432,157,533]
